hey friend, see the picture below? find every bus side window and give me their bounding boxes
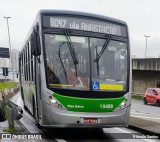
[30,38,34,82]
[31,24,41,56]
[28,42,30,81]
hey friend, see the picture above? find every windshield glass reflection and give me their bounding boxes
[45,34,90,90]
[45,34,128,91]
[90,38,127,91]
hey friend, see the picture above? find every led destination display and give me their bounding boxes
[43,16,127,36]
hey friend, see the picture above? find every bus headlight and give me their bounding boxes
[48,96,65,110]
[115,99,128,111]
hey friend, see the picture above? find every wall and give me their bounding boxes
[132,58,160,71]
[132,58,160,95]
[132,70,160,95]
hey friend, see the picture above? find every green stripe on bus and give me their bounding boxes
[53,93,125,112]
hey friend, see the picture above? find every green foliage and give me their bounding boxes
[0,81,17,91]
[3,127,17,133]
[3,105,17,133]
[3,105,8,120]
[132,95,143,100]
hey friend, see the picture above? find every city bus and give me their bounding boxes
[19,10,131,128]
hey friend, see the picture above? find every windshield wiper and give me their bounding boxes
[58,42,68,84]
[64,30,78,77]
[95,46,100,75]
[94,35,111,75]
[94,35,111,63]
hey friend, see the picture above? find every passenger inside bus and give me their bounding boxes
[66,65,88,87]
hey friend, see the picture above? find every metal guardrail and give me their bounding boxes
[2,94,23,120]
[0,89,23,129]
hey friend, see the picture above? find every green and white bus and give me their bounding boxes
[19,10,131,128]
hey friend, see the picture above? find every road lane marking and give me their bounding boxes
[111,128,157,142]
[114,127,132,133]
[103,127,135,134]
[131,115,160,120]
[131,112,160,117]
[143,139,157,142]
[56,139,67,142]
[135,111,150,114]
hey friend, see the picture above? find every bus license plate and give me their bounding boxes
[83,118,98,124]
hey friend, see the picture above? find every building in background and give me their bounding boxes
[0,48,19,82]
[0,58,9,74]
[131,55,137,59]
[132,58,160,95]
[10,48,19,73]
[0,58,9,67]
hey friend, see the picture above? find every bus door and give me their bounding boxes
[34,56,41,120]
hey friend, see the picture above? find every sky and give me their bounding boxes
[0,0,160,58]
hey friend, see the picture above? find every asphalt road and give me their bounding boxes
[130,99,160,123]
[10,92,159,142]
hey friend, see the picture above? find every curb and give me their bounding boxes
[15,120,30,133]
[128,125,160,139]
[0,84,20,100]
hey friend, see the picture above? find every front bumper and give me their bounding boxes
[41,101,131,128]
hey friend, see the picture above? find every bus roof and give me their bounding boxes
[40,9,127,25]
[19,9,127,55]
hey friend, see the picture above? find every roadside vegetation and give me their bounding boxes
[3,127,17,133]
[3,105,8,120]
[132,95,143,100]
[0,81,17,91]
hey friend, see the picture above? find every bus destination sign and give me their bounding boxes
[43,16,126,36]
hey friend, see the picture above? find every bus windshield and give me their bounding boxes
[90,38,127,91]
[45,34,128,91]
[45,34,90,90]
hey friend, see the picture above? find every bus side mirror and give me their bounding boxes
[31,25,41,56]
